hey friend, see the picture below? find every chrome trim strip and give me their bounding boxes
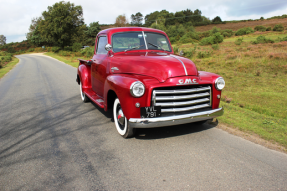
[161,103,210,113]
[111,67,119,70]
[152,90,156,106]
[129,107,224,128]
[169,55,188,76]
[156,92,210,101]
[154,87,210,94]
[142,31,147,50]
[156,98,209,107]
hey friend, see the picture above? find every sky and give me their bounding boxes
[0,0,287,43]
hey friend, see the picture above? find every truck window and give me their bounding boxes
[97,36,108,54]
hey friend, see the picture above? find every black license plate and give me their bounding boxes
[140,106,161,118]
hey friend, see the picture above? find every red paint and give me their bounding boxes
[77,27,224,120]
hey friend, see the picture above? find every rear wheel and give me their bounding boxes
[80,81,89,103]
[113,98,135,138]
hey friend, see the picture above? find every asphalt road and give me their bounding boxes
[0,54,287,190]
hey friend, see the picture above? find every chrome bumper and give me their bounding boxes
[128,107,223,128]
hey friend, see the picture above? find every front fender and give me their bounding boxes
[104,74,150,120]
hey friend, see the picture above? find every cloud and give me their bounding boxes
[1,0,287,43]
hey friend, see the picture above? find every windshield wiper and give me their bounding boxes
[148,42,165,52]
[124,45,145,52]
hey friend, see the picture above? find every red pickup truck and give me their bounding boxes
[76,27,225,138]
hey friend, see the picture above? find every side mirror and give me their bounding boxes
[105,44,112,51]
[87,60,92,65]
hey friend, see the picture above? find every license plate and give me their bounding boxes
[140,106,161,118]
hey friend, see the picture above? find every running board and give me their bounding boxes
[83,89,104,108]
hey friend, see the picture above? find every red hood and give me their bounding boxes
[109,52,198,82]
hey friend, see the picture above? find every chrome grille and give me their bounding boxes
[153,86,211,113]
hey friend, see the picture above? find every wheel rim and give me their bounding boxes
[113,98,127,135]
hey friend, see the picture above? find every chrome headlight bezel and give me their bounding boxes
[130,81,145,97]
[215,77,225,90]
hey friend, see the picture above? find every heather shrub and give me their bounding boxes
[254,25,266,32]
[235,27,254,36]
[273,24,284,32]
[211,27,221,34]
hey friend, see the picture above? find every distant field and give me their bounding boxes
[195,18,287,32]
[224,31,287,42]
[174,31,287,149]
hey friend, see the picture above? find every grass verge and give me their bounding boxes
[44,52,86,68]
[174,33,287,150]
[0,57,19,79]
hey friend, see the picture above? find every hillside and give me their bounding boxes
[195,18,287,32]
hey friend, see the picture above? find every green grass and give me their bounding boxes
[174,32,287,149]
[224,31,287,42]
[44,52,86,68]
[0,57,19,79]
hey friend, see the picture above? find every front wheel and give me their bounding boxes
[113,98,135,138]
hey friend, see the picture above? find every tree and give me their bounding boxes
[212,16,222,23]
[85,22,101,38]
[26,17,42,42]
[131,12,143,26]
[37,1,85,47]
[115,14,129,27]
[0,35,6,45]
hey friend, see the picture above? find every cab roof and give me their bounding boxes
[98,27,167,36]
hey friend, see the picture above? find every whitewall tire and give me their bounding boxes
[80,81,89,103]
[113,98,135,138]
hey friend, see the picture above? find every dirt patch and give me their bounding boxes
[195,18,287,32]
[216,123,287,154]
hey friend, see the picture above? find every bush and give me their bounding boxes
[211,27,221,34]
[64,46,72,51]
[252,35,274,44]
[7,47,16,53]
[199,32,223,45]
[52,47,61,53]
[212,44,219,50]
[81,47,94,57]
[197,51,211,58]
[221,29,233,37]
[182,47,196,58]
[72,43,82,52]
[179,32,199,44]
[235,27,254,36]
[2,56,12,62]
[266,27,272,31]
[169,37,176,44]
[273,24,284,32]
[234,38,243,45]
[27,48,35,52]
[254,25,267,32]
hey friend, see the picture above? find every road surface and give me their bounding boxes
[0,54,286,190]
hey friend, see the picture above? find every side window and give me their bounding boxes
[96,36,108,54]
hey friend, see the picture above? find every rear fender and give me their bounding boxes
[78,64,92,90]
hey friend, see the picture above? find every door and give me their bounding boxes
[91,36,109,97]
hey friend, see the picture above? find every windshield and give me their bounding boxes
[112,31,171,53]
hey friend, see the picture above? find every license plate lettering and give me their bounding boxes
[140,106,161,118]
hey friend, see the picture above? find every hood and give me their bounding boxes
[110,52,198,82]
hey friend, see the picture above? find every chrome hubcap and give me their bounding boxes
[117,108,125,126]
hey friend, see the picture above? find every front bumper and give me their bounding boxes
[128,107,223,128]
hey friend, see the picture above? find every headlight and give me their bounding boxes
[215,77,225,90]
[130,81,145,97]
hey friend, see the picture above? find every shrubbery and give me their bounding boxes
[234,38,243,45]
[266,27,272,31]
[52,47,61,53]
[72,43,82,52]
[273,24,284,32]
[254,25,267,32]
[235,27,254,36]
[252,35,274,44]
[199,32,224,45]
[179,32,199,43]
[221,29,233,37]
[81,47,94,57]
